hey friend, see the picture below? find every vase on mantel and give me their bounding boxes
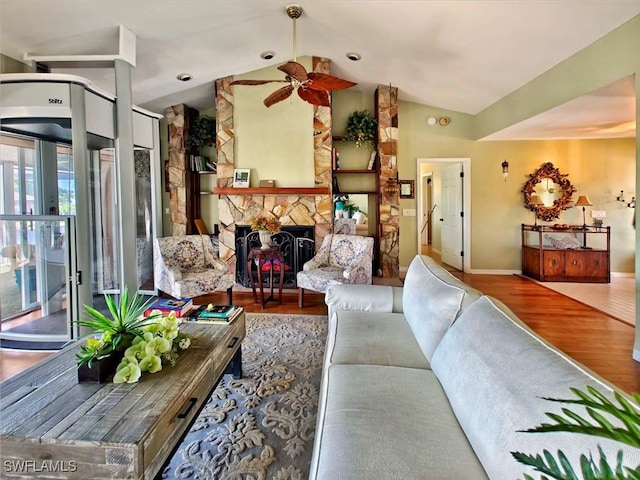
[259,231,272,250]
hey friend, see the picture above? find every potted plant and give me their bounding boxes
[342,201,360,218]
[250,214,282,250]
[76,286,191,383]
[345,110,377,149]
[185,115,216,152]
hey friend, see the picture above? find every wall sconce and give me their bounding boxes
[616,190,625,202]
[575,195,593,230]
[383,175,400,199]
[628,197,636,209]
[501,160,509,181]
[529,195,544,227]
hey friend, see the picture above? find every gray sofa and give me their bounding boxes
[309,255,640,479]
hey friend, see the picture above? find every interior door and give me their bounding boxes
[440,163,463,270]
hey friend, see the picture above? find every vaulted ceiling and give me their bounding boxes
[1,1,638,139]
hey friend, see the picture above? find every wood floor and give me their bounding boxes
[1,277,639,395]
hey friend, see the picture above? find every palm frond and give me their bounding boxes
[513,386,640,480]
[523,386,640,448]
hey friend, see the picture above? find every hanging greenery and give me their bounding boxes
[345,110,377,149]
[185,115,216,151]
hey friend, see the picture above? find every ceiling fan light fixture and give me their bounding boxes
[260,51,276,60]
[230,3,356,108]
[176,73,192,82]
[346,52,361,62]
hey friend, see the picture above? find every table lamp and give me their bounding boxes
[529,195,544,227]
[575,195,592,230]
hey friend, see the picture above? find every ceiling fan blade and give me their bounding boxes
[231,79,288,86]
[278,61,308,81]
[297,87,330,107]
[306,72,357,91]
[264,85,295,107]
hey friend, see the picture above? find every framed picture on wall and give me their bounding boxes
[399,180,414,199]
[233,169,251,188]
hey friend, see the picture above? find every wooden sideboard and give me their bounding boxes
[0,313,245,480]
[521,224,610,283]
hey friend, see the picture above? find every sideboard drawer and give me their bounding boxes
[142,354,214,478]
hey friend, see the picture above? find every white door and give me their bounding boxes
[440,163,463,269]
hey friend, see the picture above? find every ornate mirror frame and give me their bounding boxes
[522,162,576,222]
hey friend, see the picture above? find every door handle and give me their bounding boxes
[439,218,444,222]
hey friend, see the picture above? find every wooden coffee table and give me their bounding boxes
[0,309,245,480]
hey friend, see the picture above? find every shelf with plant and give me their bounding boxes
[76,286,191,384]
[344,110,377,149]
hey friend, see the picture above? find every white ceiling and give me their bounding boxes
[0,0,638,140]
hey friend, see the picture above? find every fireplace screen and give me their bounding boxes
[236,226,315,288]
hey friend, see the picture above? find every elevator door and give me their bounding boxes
[0,134,76,347]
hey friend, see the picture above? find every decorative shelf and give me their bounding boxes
[334,169,376,174]
[213,187,330,195]
[336,189,378,194]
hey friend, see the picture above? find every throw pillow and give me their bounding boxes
[544,234,581,249]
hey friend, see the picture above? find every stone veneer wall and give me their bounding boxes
[377,85,400,277]
[165,104,197,236]
[214,60,334,280]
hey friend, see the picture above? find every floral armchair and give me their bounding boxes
[153,235,234,303]
[296,234,373,308]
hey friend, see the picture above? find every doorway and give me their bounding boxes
[416,158,471,272]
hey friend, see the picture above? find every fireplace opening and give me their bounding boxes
[236,225,315,288]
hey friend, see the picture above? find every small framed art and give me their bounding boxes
[399,180,415,199]
[233,169,251,188]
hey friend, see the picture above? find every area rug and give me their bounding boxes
[161,313,328,480]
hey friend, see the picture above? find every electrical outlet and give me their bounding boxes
[403,209,416,216]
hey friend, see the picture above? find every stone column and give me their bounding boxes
[166,104,197,236]
[215,76,236,271]
[312,56,333,243]
[376,85,399,278]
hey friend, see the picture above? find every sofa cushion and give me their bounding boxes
[402,255,481,361]
[310,364,487,480]
[326,311,430,369]
[431,295,640,480]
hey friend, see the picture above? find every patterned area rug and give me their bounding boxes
[161,313,327,480]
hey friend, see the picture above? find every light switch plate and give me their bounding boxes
[403,209,416,216]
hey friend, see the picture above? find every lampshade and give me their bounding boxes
[575,195,593,207]
[529,195,544,206]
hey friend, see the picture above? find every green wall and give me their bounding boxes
[234,57,315,187]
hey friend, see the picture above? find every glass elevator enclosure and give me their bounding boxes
[0,74,162,347]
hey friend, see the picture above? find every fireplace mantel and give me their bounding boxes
[213,187,329,195]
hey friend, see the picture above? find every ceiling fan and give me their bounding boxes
[230,4,357,108]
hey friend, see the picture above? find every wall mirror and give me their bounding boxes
[522,162,576,221]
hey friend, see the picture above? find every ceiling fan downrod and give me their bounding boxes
[286,4,302,62]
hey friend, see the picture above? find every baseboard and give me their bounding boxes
[468,269,521,275]
[611,272,635,278]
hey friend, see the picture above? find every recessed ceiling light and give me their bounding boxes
[260,51,276,60]
[346,52,361,61]
[176,73,192,82]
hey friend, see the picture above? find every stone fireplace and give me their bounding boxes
[235,225,315,288]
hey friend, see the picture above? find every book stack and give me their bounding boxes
[144,297,193,318]
[185,304,241,325]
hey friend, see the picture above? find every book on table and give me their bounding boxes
[185,305,241,324]
[144,297,193,317]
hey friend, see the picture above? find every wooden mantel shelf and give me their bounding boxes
[213,187,330,195]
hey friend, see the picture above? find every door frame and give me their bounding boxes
[416,157,471,272]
